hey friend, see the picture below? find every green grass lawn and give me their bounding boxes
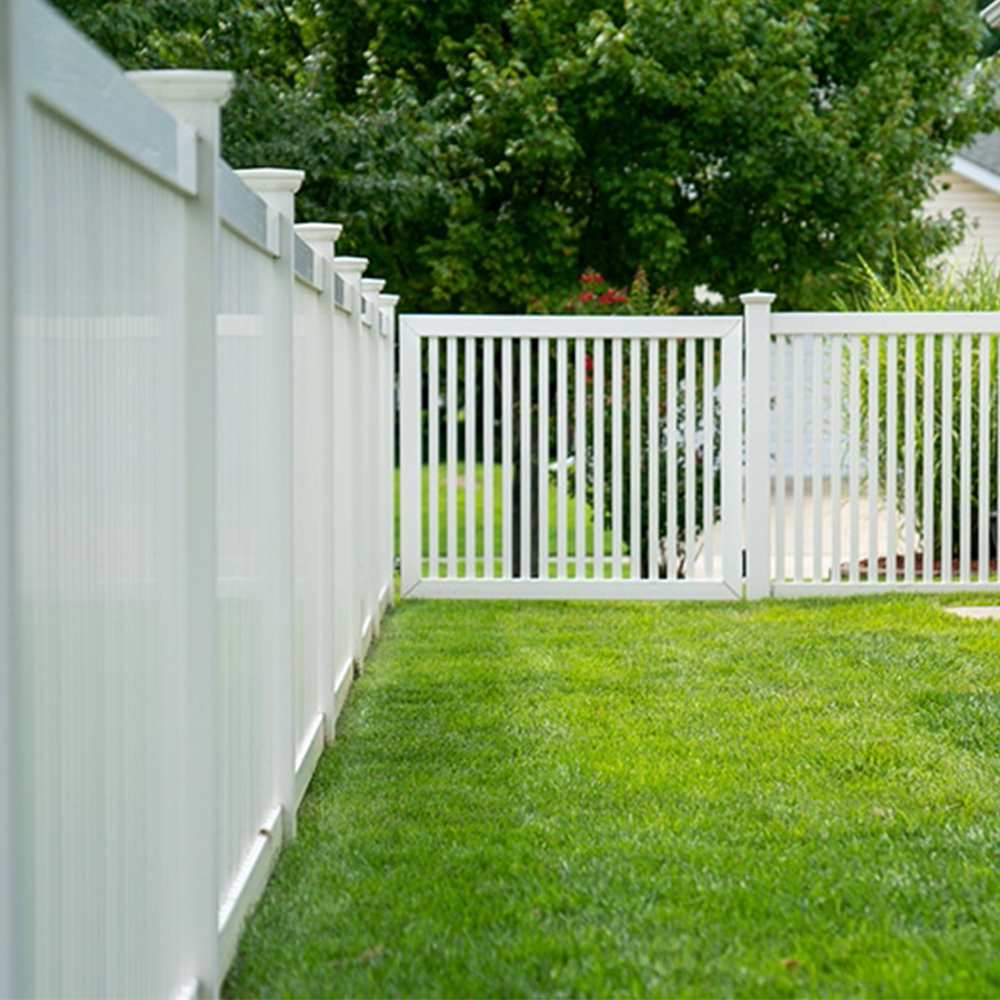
[223,595,1000,999]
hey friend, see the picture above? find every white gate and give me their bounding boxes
[399,314,745,598]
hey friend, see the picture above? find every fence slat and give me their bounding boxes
[538,339,550,579]
[428,337,439,579]
[593,340,605,580]
[484,338,495,580]
[866,335,879,582]
[520,338,532,578]
[902,335,916,582]
[979,333,991,583]
[556,338,568,580]
[666,338,678,581]
[885,336,897,583]
[574,338,586,580]
[501,337,513,578]
[811,337,824,582]
[922,335,936,583]
[446,337,458,578]
[793,335,805,583]
[648,339,660,580]
[942,336,953,583]
[960,334,972,581]
[830,337,843,584]
[465,336,476,579]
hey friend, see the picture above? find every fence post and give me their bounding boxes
[741,291,776,600]
[360,278,386,646]
[128,68,234,998]
[234,168,302,843]
[399,318,421,597]
[377,292,400,616]
[332,256,369,669]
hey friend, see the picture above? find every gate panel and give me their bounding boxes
[400,315,743,599]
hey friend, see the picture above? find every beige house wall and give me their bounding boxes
[924,169,1000,272]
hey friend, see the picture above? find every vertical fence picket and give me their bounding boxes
[979,333,991,583]
[483,338,495,580]
[629,339,641,579]
[923,335,936,583]
[501,337,513,578]
[520,338,532,578]
[684,337,697,580]
[427,337,439,579]
[848,336,861,583]
[960,334,973,581]
[574,338,586,580]
[538,339,550,579]
[942,336,953,582]
[793,336,805,583]
[774,338,786,582]
[465,337,476,579]
[866,335,879,581]
[902,335,916,582]
[703,338,716,579]
[648,340,660,580]
[830,337,843,583]
[593,340,605,580]
[665,339,678,581]
[885,336,897,583]
[811,337,824,582]
[446,336,458,579]
[611,338,623,580]
[556,338,568,580]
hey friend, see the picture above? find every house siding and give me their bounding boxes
[924,169,1000,272]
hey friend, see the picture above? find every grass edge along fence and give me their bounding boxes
[1,3,397,997]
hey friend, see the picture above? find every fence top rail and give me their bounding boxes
[18,0,198,195]
[293,235,321,290]
[218,163,279,256]
[400,314,742,340]
[771,311,1000,336]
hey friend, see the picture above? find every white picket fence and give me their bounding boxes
[1,3,396,997]
[401,297,1000,600]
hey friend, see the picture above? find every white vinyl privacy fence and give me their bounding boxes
[401,297,1000,600]
[1,3,397,997]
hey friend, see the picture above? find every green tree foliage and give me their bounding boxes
[55,0,1000,313]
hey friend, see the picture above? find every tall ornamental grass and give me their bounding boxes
[839,252,1000,564]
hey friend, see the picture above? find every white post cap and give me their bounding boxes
[127,69,234,145]
[334,256,369,277]
[739,290,777,306]
[295,223,343,258]
[236,168,305,222]
[361,278,386,295]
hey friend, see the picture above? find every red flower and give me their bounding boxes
[578,290,595,302]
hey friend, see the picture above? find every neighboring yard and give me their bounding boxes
[224,596,1000,999]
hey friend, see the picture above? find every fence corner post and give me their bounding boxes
[741,291,776,600]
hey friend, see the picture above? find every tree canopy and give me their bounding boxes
[55,0,1000,311]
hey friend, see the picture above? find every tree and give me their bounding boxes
[56,0,1000,313]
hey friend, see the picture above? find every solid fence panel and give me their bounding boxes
[4,10,231,991]
[2,8,399,995]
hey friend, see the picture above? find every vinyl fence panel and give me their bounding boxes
[1,5,398,995]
